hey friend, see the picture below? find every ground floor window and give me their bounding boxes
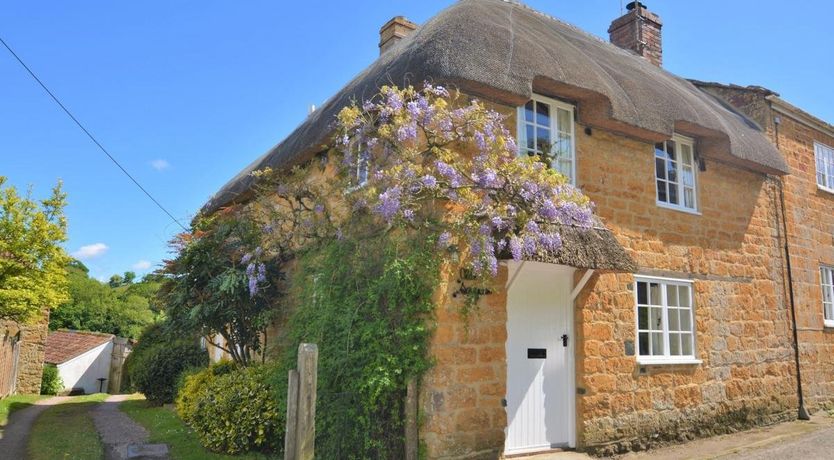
[634,276,698,364]
[822,265,834,327]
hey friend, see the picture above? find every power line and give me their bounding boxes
[0,35,188,232]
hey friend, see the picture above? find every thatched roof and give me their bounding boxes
[203,0,787,214]
[523,224,636,272]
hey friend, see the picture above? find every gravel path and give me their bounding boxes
[721,420,834,459]
[91,394,168,460]
[0,396,70,459]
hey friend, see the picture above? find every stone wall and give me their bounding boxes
[575,127,797,454]
[769,106,834,411]
[0,316,49,395]
[420,265,509,460]
[418,97,800,458]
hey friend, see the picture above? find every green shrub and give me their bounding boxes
[175,360,238,424]
[183,365,280,454]
[127,324,207,405]
[40,364,63,395]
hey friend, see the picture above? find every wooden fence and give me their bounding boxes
[0,329,21,398]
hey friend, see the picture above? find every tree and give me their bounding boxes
[108,274,124,288]
[0,177,69,322]
[161,213,281,366]
[123,271,136,285]
[50,260,159,339]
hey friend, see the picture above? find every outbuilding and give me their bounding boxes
[44,330,115,395]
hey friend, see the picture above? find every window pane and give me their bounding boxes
[684,188,695,209]
[667,161,678,183]
[655,142,666,156]
[525,125,536,151]
[557,107,572,133]
[683,166,694,187]
[639,332,650,355]
[679,286,691,308]
[681,143,693,166]
[638,305,649,329]
[649,283,662,305]
[669,182,679,204]
[525,101,534,122]
[536,127,551,152]
[650,307,663,331]
[667,285,678,307]
[536,101,550,126]
[668,308,680,331]
[669,333,681,355]
[651,333,664,355]
[680,308,692,332]
[637,281,648,304]
[681,333,693,355]
[656,158,666,179]
[657,180,668,202]
[666,140,676,161]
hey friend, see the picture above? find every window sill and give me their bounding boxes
[824,320,834,329]
[655,202,701,216]
[637,357,702,366]
[817,185,834,196]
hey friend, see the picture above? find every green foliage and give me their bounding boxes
[161,213,281,365]
[127,323,207,404]
[276,232,440,459]
[40,364,63,395]
[175,360,238,424]
[0,177,69,323]
[49,261,159,339]
[179,365,280,454]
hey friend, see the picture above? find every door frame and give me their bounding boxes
[503,261,577,454]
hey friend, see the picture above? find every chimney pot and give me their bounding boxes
[379,16,417,55]
[608,3,663,67]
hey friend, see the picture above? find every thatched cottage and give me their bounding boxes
[204,1,833,457]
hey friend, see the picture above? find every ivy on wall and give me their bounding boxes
[274,232,440,459]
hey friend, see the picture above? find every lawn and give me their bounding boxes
[119,396,275,460]
[0,394,45,426]
[27,393,108,460]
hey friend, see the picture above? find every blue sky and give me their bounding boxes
[2,1,832,281]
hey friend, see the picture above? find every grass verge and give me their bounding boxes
[119,396,274,460]
[27,393,108,460]
[0,394,45,426]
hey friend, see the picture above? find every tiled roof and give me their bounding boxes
[44,330,114,365]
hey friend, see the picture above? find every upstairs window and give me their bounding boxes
[635,276,697,364]
[815,142,834,192]
[655,135,698,212]
[517,95,576,184]
[822,266,834,327]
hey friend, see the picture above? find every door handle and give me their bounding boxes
[561,334,569,347]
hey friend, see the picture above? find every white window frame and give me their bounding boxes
[814,142,834,194]
[634,275,701,365]
[516,94,577,185]
[822,265,834,328]
[655,134,699,214]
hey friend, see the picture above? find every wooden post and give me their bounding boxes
[405,378,419,460]
[284,369,299,460]
[295,343,318,460]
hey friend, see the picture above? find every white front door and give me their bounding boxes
[505,261,575,455]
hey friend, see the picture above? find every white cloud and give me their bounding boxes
[150,159,170,171]
[72,243,109,260]
[132,260,152,270]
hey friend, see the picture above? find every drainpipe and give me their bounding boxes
[773,112,811,420]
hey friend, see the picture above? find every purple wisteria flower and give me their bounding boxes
[437,231,452,249]
[374,186,402,223]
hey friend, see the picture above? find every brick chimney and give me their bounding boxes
[379,16,417,55]
[608,2,663,66]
